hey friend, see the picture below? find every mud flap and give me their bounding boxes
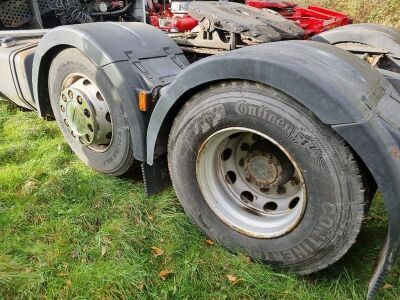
[141,155,171,196]
[367,232,400,299]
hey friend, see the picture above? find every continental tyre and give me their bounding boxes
[48,48,135,176]
[168,81,368,274]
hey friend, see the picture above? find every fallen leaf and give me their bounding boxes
[243,256,251,263]
[205,239,214,246]
[138,282,145,291]
[65,279,72,287]
[101,246,107,257]
[227,274,238,284]
[151,246,164,257]
[22,180,38,193]
[147,214,154,221]
[239,253,251,263]
[383,283,393,289]
[159,269,173,280]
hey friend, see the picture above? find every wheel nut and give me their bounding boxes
[277,186,286,194]
[84,109,90,118]
[77,96,83,104]
[241,143,250,151]
[68,90,73,99]
[291,177,300,186]
[239,158,245,167]
[62,94,67,102]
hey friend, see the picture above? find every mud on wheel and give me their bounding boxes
[48,48,135,176]
[168,81,369,274]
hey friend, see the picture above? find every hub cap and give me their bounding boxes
[196,128,306,238]
[60,75,112,152]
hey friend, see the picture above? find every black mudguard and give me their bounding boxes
[146,40,400,299]
[32,22,189,161]
[313,24,400,98]
[312,23,400,58]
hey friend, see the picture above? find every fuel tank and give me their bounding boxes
[0,37,39,110]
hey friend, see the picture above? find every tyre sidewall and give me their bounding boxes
[49,49,134,175]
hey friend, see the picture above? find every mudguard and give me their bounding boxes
[32,22,189,161]
[312,23,400,96]
[312,23,400,58]
[146,41,400,299]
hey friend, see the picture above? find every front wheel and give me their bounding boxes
[168,81,368,274]
[48,48,135,176]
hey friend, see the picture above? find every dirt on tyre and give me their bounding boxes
[48,48,135,176]
[168,81,368,274]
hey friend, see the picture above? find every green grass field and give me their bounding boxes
[1,2,400,297]
[302,0,400,29]
[0,99,399,300]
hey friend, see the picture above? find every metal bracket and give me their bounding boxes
[27,0,43,29]
[0,36,16,48]
[174,29,243,50]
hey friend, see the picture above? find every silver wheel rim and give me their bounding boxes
[196,127,307,238]
[60,74,113,152]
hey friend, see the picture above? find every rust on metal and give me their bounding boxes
[390,147,400,160]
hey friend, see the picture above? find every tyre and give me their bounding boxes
[48,48,135,176]
[168,81,367,274]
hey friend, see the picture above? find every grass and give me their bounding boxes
[302,0,400,29]
[1,2,400,296]
[0,100,399,300]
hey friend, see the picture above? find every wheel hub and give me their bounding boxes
[196,128,307,238]
[60,75,112,151]
[244,141,294,188]
[245,154,279,187]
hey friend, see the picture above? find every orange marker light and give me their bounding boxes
[139,91,149,112]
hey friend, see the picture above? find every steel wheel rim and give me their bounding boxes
[196,127,307,238]
[59,74,113,152]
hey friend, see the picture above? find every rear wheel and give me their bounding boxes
[168,81,367,274]
[49,48,135,175]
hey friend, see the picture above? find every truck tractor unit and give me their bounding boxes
[0,1,399,298]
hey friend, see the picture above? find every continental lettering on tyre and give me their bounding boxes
[234,100,323,162]
[192,104,226,135]
[262,201,337,262]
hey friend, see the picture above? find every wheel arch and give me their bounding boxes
[32,22,189,161]
[147,40,385,165]
[312,23,400,58]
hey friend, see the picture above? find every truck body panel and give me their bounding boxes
[0,38,38,109]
